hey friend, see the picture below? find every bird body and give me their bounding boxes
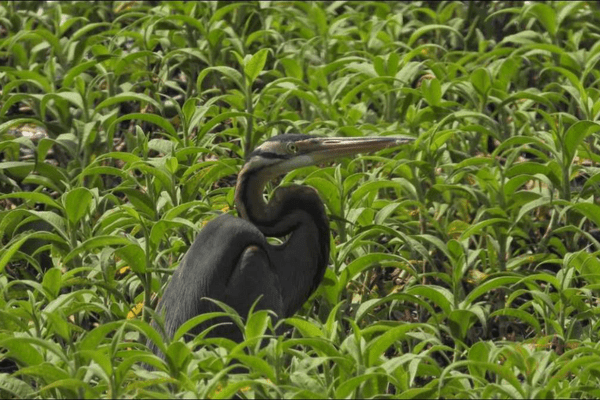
[149,134,413,357]
[155,185,328,343]
[155,213,280,342]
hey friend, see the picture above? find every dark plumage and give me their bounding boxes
[148,134,414,360]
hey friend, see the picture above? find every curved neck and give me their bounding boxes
[234,166,330,316]
[235,166,327,237]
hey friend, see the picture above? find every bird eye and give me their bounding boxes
[287,143,298,154]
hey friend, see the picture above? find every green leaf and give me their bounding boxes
[166,341,191,372]
[41,92,85,117]
[563,121,600,168]
[63,236,131,264]
[197,66,244,92]
[367,324,428,367]
[339,253,407,294]
[63,187,93,225]
[447,309,478,340]
[421,78,442,107]
[309,3,328,35]
[335,373,384,399]
[468,341,492,378]
[42,268,62,300]
[527,3,557,36]
[0,338,44,366]
[118,188,156,218]
[172,312,232,342]
[233,355,276,382]
[442,361,525,397]
[463,276,521,306]
[244,48,269,85]
[283,338,342,359]
[405,285,454,315]
[208,2,248,25]
[0,373,35,398]
[149,218,198,247]
[280,58,303,80]
[407,24,462,47]
[460,218,510,240]
[284,317,324,338]
[79,321,128,351]
[44,311,72,341]
[350,180,404,206]
[212,379,265,400]
[95,92,161,112]
[489,308,541,333]
[38,378,93,395]
[62,60,97,87]
[0,235,30,274]
[470,68,491,97]
[107,113,177,141]
[244,310,271,342]
[116,243,146,273]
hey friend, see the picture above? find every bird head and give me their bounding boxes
[241,134,415,180]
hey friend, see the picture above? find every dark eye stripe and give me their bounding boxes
[256,151,286,159]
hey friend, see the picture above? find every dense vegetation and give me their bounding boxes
[1,1,600,398]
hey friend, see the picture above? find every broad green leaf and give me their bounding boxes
[284,317,324,338]
[459,218,510,240]
[44,311,72,341]
[563,121,600,168]
[62,60,97,87]
[172,312,232,342]
[197,66,244,92]
[0,339,44,367]
[468,341,492,378]
[244,48,269,84]
[116,243,146,273]
[212,379,267,400]
[208,2,248,25]
[63,236,131,264]
[0,235,30,274]
[42,268,62,300]
[244,310,271,342]
[166,341,191,372]
[95,92,161,112]
[0,336,68,364]
[489,308,541,333]
[232,355,276,382]
[462,276,521,306]
[421,78,442,106]
[335,373,385,399]
[470,68,491,97]
[280,58,303,80]
[441,360,525,398]
[282,338,341,358]
[63,187,92,225]
[40,92,85,118]
[407,24,462,47]
[107,113,177,140]
[39,378,93,395]
[447,309,478,340]
[0,373,35,398]
[405,285,454,315]
[527,3,557,36]
[367,323,434,366]
[118,188,156,218]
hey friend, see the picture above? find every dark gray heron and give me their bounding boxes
[148,134,414,357]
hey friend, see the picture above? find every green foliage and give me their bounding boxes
[1,0,600,398]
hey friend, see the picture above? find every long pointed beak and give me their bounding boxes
[304,136,415,163]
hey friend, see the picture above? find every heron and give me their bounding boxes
[148,134,414,358]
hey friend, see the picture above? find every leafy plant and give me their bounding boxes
[1,1,600,398]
